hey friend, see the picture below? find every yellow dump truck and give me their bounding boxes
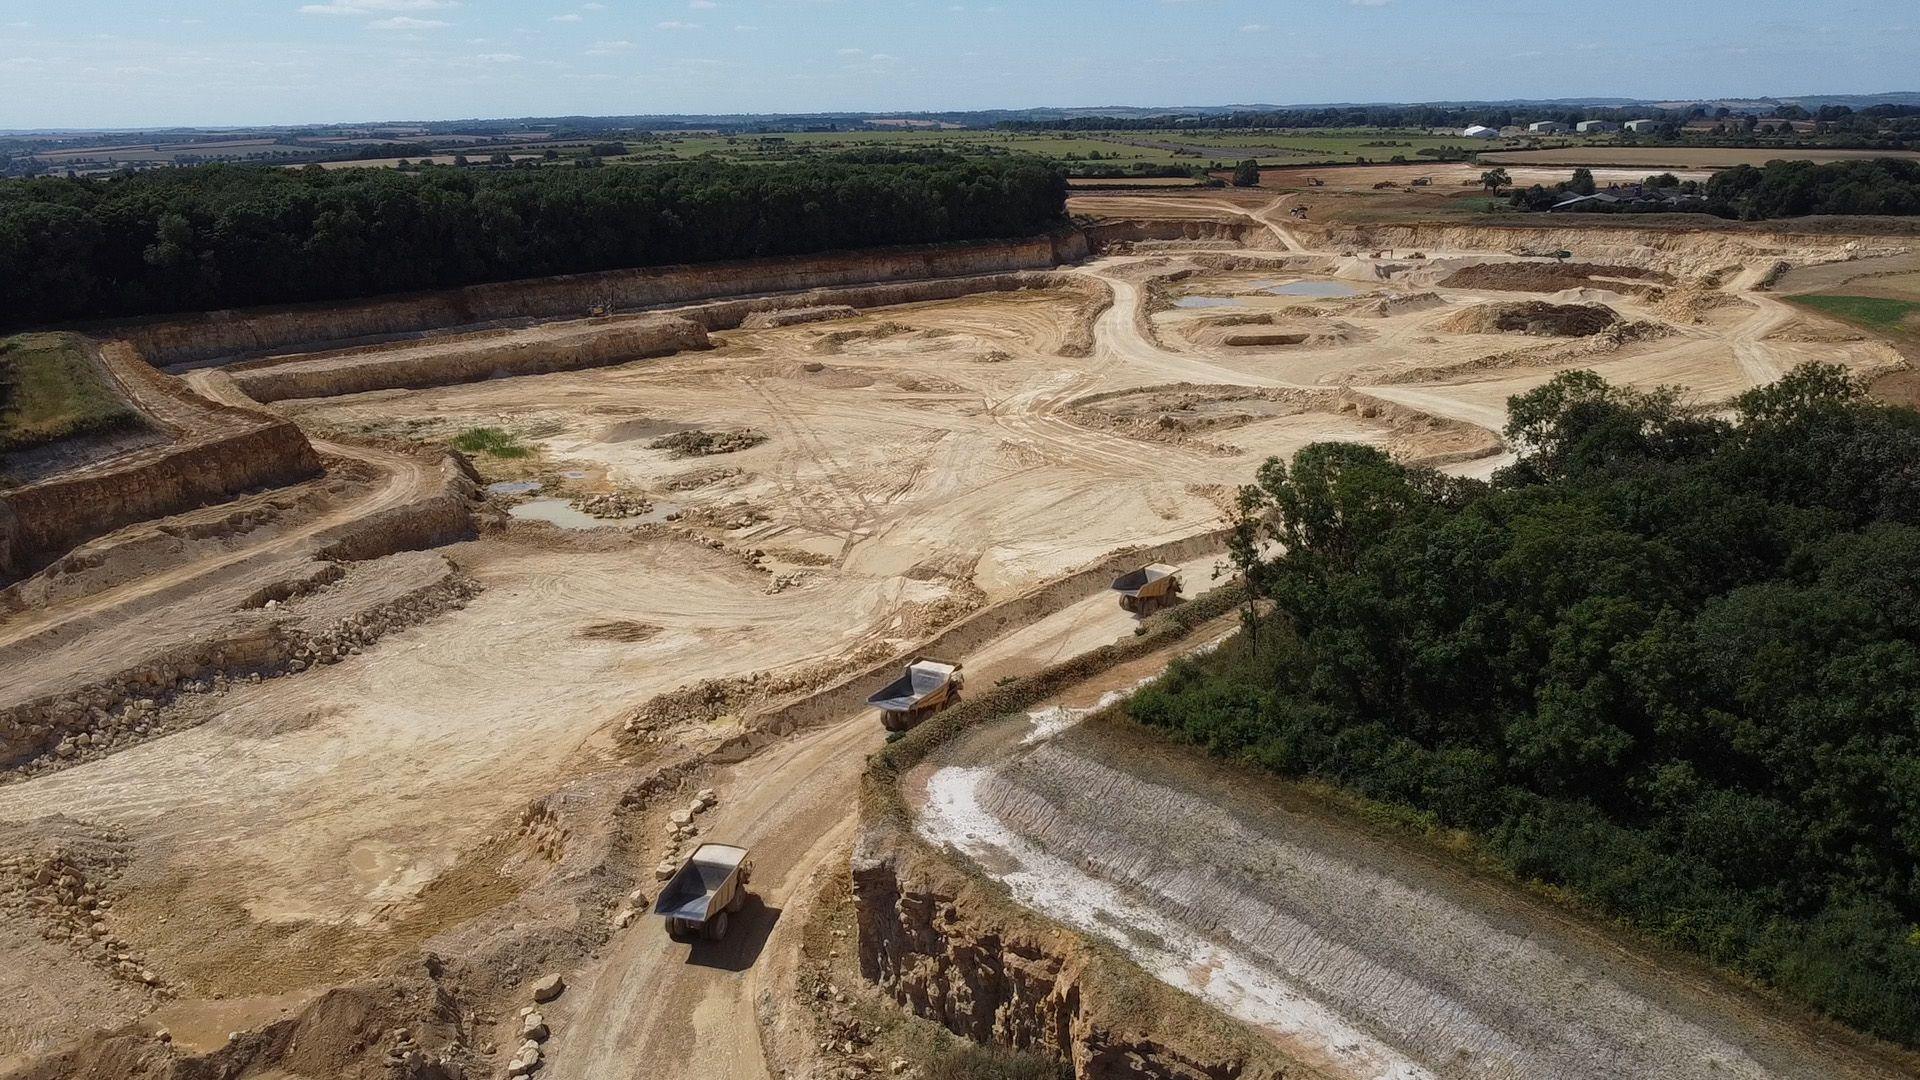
[1111,563,1182,614]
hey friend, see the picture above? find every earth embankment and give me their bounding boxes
[908,712,1915,1080]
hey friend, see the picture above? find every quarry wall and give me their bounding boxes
[1,421,319,577]
[1302,220,1909,276]
[0,342,325,579]
[852,583,1291,1080]
[233,316,710,403]
[224,271,1108,402]
[0,456,482,772]
[123,232,1092,368]
[1084,220,1271,251]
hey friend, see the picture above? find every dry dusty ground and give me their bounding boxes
[0,191,1911,1078]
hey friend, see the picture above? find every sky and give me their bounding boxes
[0,1,1916,130]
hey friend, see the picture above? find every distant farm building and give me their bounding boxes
[1462,125,1501,139]
[1575,120,1620,134]
[1528,121,1569,135]
[1624,119,1661,133]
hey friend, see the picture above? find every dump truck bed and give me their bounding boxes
[653,844,749,924]
[1111,563,1181,598]
[866,659,960,713]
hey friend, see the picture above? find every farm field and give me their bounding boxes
[1482,146,1920,168]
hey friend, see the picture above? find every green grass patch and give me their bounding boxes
[450,426,532,458]
[0,332,142,453]
[1792,294,1920,332]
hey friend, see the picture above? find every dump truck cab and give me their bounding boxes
[655,843,753,942]
[867,658,964,732]
[1111,563,1182,615]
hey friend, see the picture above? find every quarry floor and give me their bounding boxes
[0,195,1911,1077]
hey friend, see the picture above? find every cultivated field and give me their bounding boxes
[1481,146,1920,168]
[0,190,1912,1079]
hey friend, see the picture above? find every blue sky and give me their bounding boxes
[1,1,1915,129]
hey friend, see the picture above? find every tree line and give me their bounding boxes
[1132,365,1920,1045]
[0,151,1068,327]
[1703,158,1920,219]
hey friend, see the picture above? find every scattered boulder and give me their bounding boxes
[520,1012,549,1042]
[530,973,566,1003]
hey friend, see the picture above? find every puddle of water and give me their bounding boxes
[487,480,542,496]
[1173,296,1247,309]
[508,497,681,529]
[1262,280,1360,298]
[561,470,588,480]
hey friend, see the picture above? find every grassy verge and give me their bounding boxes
[0,333,142,453]
[1792,293,1920,334]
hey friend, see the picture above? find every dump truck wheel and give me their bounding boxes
[727,888,747,914]
[880,711,901,732]
[666,918,689,941]
[705,911,729,942]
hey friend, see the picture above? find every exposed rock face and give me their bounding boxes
[0,340,323,579]
[121,232,1093,369]
[232,316,709,403]
[1086,220,1272,252]
[852,831,1282,1080]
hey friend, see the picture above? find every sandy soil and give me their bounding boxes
[2,188,1912,1076]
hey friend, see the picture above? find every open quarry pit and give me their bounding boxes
[1,196,1914,1079]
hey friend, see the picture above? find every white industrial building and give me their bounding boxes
[1462,125,1502,139]
[1575,120,1620,134]
[1528,121,1569,135]
[1624,119,1661,132]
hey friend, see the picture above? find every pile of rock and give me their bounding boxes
[517,804,569,863]
[662,467,742,492]
[570,492,653,520]
[765,572,811,595]
[0,843,163,992]
[653,788,720,881]
[506,974,565,1076]
[288,573,480,674]
[612,887,649,929]
[649,428,768,459]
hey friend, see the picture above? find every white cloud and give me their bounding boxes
[656,20,700,29]
[1241,23,1268,32]
[586,39,633,53]
[468,52,522,62]
[550,13,583,22]
[299,0,455,15]
[690,0,718,8]
[366,16,450,29]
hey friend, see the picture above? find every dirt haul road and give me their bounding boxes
[542,577,1217,1080]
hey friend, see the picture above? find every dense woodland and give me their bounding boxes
[1132,365,1920,1045]
[1704,158,1920,219]
[0,151,1067,326]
